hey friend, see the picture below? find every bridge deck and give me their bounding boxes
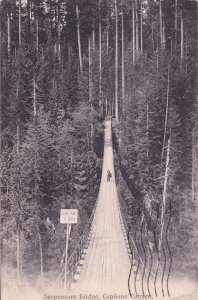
[75,120,131,295]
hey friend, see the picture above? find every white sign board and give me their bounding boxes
[60,209,78,224]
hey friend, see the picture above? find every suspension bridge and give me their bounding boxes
[73,118,131,294]
[60,117,173,299]
[59,117,138,298]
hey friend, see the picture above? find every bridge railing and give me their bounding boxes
[117,188,146,269]
[117,188,172,298]
[57,119,110,289]
[57,193,100,289]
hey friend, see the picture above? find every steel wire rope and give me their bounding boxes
[161,241,166,297]
[116,186,134,298]
[117,189,148,272]
[165,199,172,297]
[141,201,154,296]
[146,210,153,296]
[127,225,134,299]
[140,212,146,297]
[145,209,153,297]
[134,228,141,296]
[153,213,160,298]
[117,188,157,285]
[154,202,169,298]
[146,237,153,297]
[159,197,171,297]
[154,247,160,297]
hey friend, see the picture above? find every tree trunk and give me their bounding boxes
[155,138,170,295]
[92,23,95,52]
[146,100,149,160]
[7,13,11,56]
[68,42,71,69]
[53,78,56,94]
[159,0,163,49]
[27,0,31,37]
[185,38,188,73]
[17,124,20,155]
[33,75,37,118]
[112,95,114,116]
[89,37,93,151]
[99,15,102,114]
[16,78,21,280]
[33,110,43,280]
[156,40,159,75]
[70,146,73,197]
[180,6,184,59]
[19,0,22,46]
[76,5,83,71]
[89,37,92,104]
[16,223,21,284]
[162,20,165,49]
[192,128,195,201]
[105,97,108,115]
[15,47,17,59]
[115,0,119,121]
[58,0,61,61]
[37,225,44,281]
[161,66,170,161]
[36,18,39,52]
[54,43,57,55]
[16,81,20,156]
[135,0,139,54]
[106,16,109,55]
[159,138,170,252]
[140,0,143,53]
[30,0,34,20]
[170,38,173,59]
[151,22,154,50]
[132,0,135,64]
[49,0,52,36]
[175,0,178,50]
[121,9,125,106]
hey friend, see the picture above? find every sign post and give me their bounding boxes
[60,209,78,291]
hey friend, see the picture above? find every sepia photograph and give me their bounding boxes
[1,0,198,299]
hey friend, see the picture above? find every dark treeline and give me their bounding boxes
[1,0,198,289]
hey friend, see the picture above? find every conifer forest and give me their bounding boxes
[1,0,198,299]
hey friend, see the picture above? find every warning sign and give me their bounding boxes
[60,209,78,224]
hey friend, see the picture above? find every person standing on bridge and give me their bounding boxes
[107,169,112,182]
